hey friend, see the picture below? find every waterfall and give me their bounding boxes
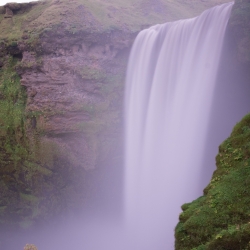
[125,2,233,249]
[5,3,244,250]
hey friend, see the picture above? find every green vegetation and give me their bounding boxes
[0,56,27,166]
[0,1,51,44]
[175,113,250,250]
[0,0,231,45]
[0,57,41,227]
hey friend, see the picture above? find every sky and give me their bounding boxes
[0,0,38,5]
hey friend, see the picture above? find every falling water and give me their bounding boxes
[125,2,233,249]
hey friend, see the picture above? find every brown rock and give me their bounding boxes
[4,7,13,18]
[19,28,132,173]
[5,3,21,11]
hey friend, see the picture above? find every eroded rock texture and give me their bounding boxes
[20,30,130,171]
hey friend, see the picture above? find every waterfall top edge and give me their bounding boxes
[143,1,234,33]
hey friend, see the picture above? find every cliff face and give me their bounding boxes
[175,1,250,249]
[0,0,231,229]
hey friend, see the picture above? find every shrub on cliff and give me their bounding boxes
[175,113,250,250]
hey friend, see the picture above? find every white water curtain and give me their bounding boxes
[125,3,233,249]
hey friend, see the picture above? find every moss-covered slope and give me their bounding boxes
[175,114,250,249]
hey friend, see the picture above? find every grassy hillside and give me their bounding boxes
[0,0,231,45]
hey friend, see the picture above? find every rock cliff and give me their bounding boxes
[0,0,231,230]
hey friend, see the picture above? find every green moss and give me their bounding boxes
[175,113,250,250]
[0,56,28,164]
